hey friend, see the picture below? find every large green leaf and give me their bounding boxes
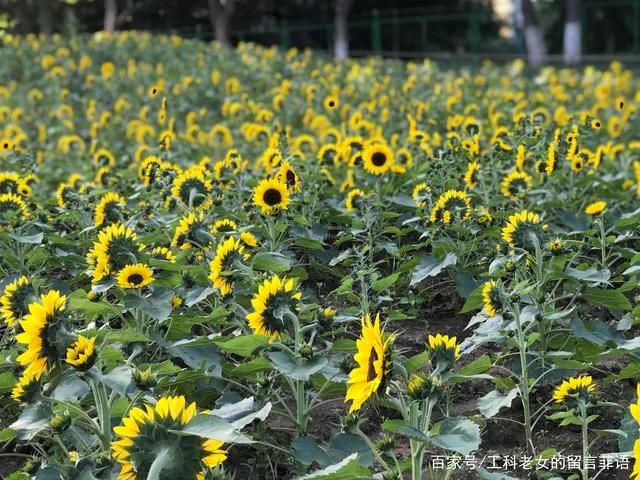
[371,272,400,292]
[215,334,270,357]
[297,454,371,479]
[410,253,457,286]
[477,388,519,418]
[252,252,292,272]
[430,417,481,455]
[10,402,51,440]
[582,288,632,311]
[178,414,253,444]
[167,337,221,377]
[268,351,328,381]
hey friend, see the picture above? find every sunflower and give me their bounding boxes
[323,95,339,111]
[345,313,393,413]
[277,161,301,192]
[0,193,30,223]
[0,276,34,328]
[209,237,249,296]
[584,201,606,215]
[112,395,227,480]
[482,280,502,317]
[239,231,259,248]
[464,161,480,189]
[570,151,588,172]
[253,178,290,215]
[362,143,394,175]
[116,263,154,289]
[630,385,640,479]
[171,168,212,207]
[412,183,431,208]
[56,182,78,209]
[552,375,595,405]
[428,333,461,372]
[212,218,238,234]
[246,276,301,340]
[171,211,215,254]
[88,223,144,282]
[261,147,283,173]
[66,335,96,369]
[430,189,471,225]
[345,188,365,212]
[94,192,126,228]
[515,144,527,171]
[11,370,42,402]
[548,238,564,254]
[93,148,116,168]
[150,246,177,263]
[407,374,435,400]
[0,172,28,196]
[501,209,542,249]
[16,290,67,377]
[545,141,557,174]
[95,166,114,187]
[500,170,532,199]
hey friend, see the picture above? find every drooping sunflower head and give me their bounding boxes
[212,218,238,235]
[584,200,606,216]
[464,161,480,189]
[88,223,144,282]
[552,375,595,406]
[474,206,492,225]
[0,192,30,225]
[427,333,461,373]
[253,178,290,215]
[66,335,96,370]
[501,209,543,250]
[0,172,26,196]
[150,246,177,263]
[412,183,432,208]
[246,276,302,340]
[276,161,301,192]
[239,231,259,249]
[94,191,126,228]
[93,148,116,168]
[171,168,212,208]
[116,263,155,289]
[407,374,437,401]
[95,166,114,187]
[171,211,215,254]
[16,290,68,377]
[345,313,394,413]
[548,238,565,254]
[11,369,43,403]
[362,143,394,176]
[482,279,502,317]
[57,182,79,209]
[500,170,532,200]
[112,395,227,480]
[345,188,365,212]
[1,276,35,328]
[430,190,471,225]
[317,144,339,166]
[209,237,250,296]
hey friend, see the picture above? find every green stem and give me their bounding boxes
[354,427,394,475]
[296,380,307,435]
[409,401,424,480]
[514,304,534,454]
[580,402,589,480]
[89,376,111,450]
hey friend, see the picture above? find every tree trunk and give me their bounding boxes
[104,0,117,33]
[521,0,546,68]
[15,0,32,34]
[563,0,581,65]
[38,0,54,36]
[208,0,234,47]
[334,0,354,61]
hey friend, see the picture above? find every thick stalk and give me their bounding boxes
[580,402,589,480]
[514,304,534,453]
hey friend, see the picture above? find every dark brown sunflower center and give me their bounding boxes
[367,347,379,382]
[286,170,296,186]
[371,152,387,166]
[128,274,144,285]
[263,188,282,206]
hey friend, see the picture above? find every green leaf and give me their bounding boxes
[582,287,632,311]
[460,282,485,313]
[106,330,150,343]
[0,428,16,442]
[410,253,457,286]
[297,454,371,479]
[125,289,174,321]
[371,272,400,293]
[430,417,481,455]
[51,375,90,402]
[10,402,51,440]
[332,339,357,354]
[230,357,273,378]
[98,366,134,396]
[382,419,430,442]
[10,232,43,244]
[564,267,611,284]
[147,445,176,480]
[179,414,253,444]
[267,351,328,381]
[0,371,17,394]
[69,290,120,319]
[215,335,270,357]
[456,355,493,376]
[252,252,292,273]
[167,337,221,377]
[404,351,429,375]
[477,389,519,418]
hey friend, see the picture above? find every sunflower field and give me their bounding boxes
[0,31,640,480]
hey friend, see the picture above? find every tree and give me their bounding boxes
[334,0,353,61]
[104,0,133,33]
[38,0,54,35]
[208,0,234,47]
[521,0,546,68]
[15,0,33,34]
[563,0,581,65]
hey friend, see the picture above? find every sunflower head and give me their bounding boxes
[464,161,480,189]
[11,370,43,402]
[584,201,606,216]
[548,238,565,254]
[116,263,154,289]
[1,276,35,328]
[482,280,502,317]
[66,335,96,370]
[427,334,461,373]
[112,395,227,480]
[253,179,290,215]
[345,313,394,413]
[246,276,302,340]
[501,209,543,251]
[430,190,471,225]
[209,237,250,296]
[412,183,431,208]
[277,161,301,192]
[407,374,438,401]
[239,231,259,249]
[171,168,212,207]
[89,223,144,282]
[345,188,365,212]
[552,375,595,407]
[501,170,532,200]
[94,191,126,228]
[172,211,215,254]
[362,143,394,176]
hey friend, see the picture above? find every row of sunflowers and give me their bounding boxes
[0,31,640,479]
